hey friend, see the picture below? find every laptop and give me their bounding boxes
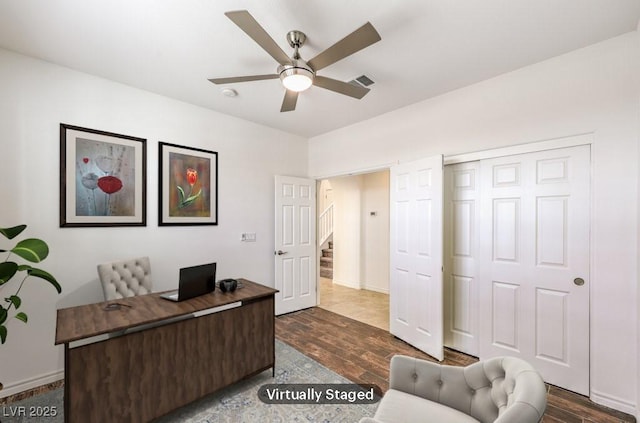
[160,262,216,302]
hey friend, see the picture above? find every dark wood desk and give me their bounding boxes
[55,279,277,422]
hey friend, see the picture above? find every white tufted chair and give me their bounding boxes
[360,355,547,423]
[97,256,153,301]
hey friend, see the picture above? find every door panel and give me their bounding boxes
[536,196,567,266]
[444,162,480,356]
[491,281,519,351]
[478,145,590,395]
[536,288,568,362]
[390,155,444,361]
[275,176,317,315]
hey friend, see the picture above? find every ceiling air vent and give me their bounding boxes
[349,74,375,88]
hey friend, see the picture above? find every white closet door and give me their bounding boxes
[390,155,444,361]
[478,145,590,395]
[444,161,480,356]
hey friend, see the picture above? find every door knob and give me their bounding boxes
[275,250,287,256]
[574,277,585,286]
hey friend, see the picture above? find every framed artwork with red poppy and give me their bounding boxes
[158,142,218,226]
[60,124,147,227]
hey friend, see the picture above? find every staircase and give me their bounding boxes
[318,202,334,279]
[320,241,334,279]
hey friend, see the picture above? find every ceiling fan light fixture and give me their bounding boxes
[278,61,314,92]
[209,11,382,112]
[282,72,313,92]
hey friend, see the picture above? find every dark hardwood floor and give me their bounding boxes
[276,307,636,423]
[2,305,635,423]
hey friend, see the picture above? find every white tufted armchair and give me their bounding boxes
[97,256,153,301]
[360,355,547,423]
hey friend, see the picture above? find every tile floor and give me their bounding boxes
[318,277,389,331]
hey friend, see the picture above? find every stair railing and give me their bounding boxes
[318,203,334,246]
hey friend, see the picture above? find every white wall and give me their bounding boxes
[330,175,363,289]
[637,20,640,421]
[329,172,389,293]
[361,171,389,293]
[318,179,333,215]
[310,32,640,415]
[0,48,307,396]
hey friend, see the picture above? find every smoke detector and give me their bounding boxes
[221,88,238,97]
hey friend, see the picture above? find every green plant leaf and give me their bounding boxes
[178,189,202,209]
[178,198,196,208]
[11,238,49,263]
[177,186,185,204]
[15,312,27,323]
[8,295,21,309]
[186,189,202,202]
[0,225,27,240]
[27,268,62,293]
[0,262,19,285]
[0,325,6,344]
[0,307,7,325]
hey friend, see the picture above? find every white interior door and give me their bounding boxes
[274,175,317,315]
[390,155,444,361]
[444,161,481,356]
[478,145,590,395]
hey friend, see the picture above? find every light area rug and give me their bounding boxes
[1,340,377,423]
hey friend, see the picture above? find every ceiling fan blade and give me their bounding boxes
[313,75,370,99]
[307,22,381,71]
[280,90,298,112]
[225,10,292,66]
[208,74,278,84]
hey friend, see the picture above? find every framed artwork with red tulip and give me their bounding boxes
[158,142,218,226]
[60,124,147,227]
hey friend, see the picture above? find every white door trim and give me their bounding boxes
[444,133,593,165]
[311,163,395,181]
[312,133,594,179]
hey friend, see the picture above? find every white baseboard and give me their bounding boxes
[332,278,361,290]
[362,285,389,295]
[0,369,64,399]
[590,389,637,417]
[331,279,389,294]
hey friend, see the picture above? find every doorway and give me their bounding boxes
[314,141,591,396]
[317,170,391,331]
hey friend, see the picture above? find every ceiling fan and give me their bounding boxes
[208,10,381,112]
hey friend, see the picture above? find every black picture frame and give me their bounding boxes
[60,123,147,227]
[158,142,218,226]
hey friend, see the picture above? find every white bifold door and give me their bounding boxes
[395,145,590,395]
[443,161,482,357]
[390,155,444,361]
[274,176,317,316]
[478,145,590,395]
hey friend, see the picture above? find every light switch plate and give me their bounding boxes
[241,232,257,242]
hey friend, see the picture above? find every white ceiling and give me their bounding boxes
[1,0,639,138]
